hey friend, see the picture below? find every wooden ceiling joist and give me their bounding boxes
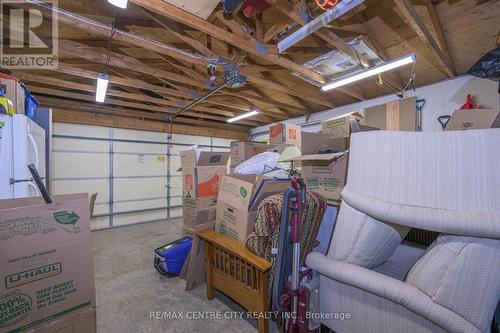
[393,0,455,78]
[52,108,248,140]
[128,0,326,83]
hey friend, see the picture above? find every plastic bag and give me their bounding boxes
[466,47,500,81]
[235,152,289,175]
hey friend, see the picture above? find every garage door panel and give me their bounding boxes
[53,152,108,178]
[171,134,211,145]
[113,142,166,154]
[113,198,167,212]
[170,207,182,218]
[213,138,233,147]
[53,137,109,152]
[52,179,109,202]
[170,156,181,175]
[54,123,109,138]
[113,154,167,177]
[170,196,182,207]
[113,177,167,201]
[91,216,110,230]
[52,123,230,230]
[113,128,169,142]
[112,209,168,227]
[92,202,109,215]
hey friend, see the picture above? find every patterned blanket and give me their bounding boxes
[246,191,327,300]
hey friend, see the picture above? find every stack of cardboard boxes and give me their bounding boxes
[0,193,96,333]
[180,149,230,236]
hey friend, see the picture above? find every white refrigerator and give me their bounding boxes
[0,114,46,199]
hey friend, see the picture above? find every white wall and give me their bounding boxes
[51,123,232,230]
[251,75,499,141]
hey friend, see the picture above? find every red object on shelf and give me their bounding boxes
[316,0,340,11]
[460,94,479,109]
[242,0,272,17]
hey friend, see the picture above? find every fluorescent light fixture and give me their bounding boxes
[95,73,109,103]
[278,0,365,53]
[322,53,416,91]
[227,110,260,123]
[107,0,128,9]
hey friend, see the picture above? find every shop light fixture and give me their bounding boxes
[227,109,260,123]
[107,0,128,9]
[95,73,109,103]
[321,53,416,91]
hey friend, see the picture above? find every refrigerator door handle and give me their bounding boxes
[27,132,40,171]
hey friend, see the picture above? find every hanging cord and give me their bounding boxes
[105,8,117,69]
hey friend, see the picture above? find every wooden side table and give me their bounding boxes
[197,230,272,333]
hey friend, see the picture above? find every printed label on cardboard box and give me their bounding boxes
[0,195,95,332]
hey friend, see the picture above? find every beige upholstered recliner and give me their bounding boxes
[307,129,500,333]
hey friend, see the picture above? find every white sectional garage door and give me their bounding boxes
[51,123,232,230]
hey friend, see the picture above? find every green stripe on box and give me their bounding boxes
[8,301,92,333]
[327,198,341,203]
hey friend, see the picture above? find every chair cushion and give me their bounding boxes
[329,202,409,269]
[406,235,500,333]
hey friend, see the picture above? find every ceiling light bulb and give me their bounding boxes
[227,110,260,123]
[107,0,128,9]
[96,73,109,103]
[322,53,416,91]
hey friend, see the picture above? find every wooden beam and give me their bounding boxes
[263,19,293,43]
[36,95,255,131]
[268,0,366,100]
[23,0,208,66]
[129,0,327,84]
[23,3,335,109]
[48,63,290,118]
[141,10,216,58]
[59,39,335,109]
[393,0,455,77]
[52,108,248,140]
[255,13,264,42]
[424,0,454,69]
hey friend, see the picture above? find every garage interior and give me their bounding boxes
[0,0,499,332]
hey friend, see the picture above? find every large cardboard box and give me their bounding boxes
[182,197,217,228]
[300,132,348,154]
[321,112,363,138]
[444,109,500,131]
[0,77,25,115]
[362,97,417,131]
[284,152,348,206]
[180,149,230,199]
[215,175,291,244]
[0,194,96,333]
[28,306,96,333]
[230,141,271,167]
[269,123,302,147]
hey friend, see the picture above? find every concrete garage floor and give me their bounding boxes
[91,219,259,333]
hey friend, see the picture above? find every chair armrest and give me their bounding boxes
[197,230,272,272]
[306,252,480,333]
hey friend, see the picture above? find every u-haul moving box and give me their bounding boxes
[0,194,95,333]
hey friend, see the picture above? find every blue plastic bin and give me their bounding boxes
[22,84,40,120]
[154,236,193,277]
